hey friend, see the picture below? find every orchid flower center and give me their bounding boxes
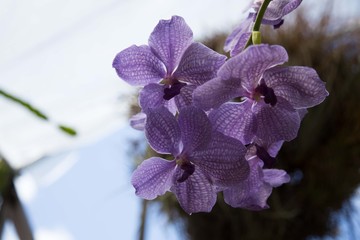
[252,79,277,106]
[176,155,195,183]
[161,77,187,100]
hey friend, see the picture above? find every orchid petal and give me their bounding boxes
[148,16,193,73]
[145,107,181,155]
[173,42,226,85]
[252,0,302,25]
[174,84,196,110]
[130,112,146,131]
[263,169,290,187]
[178,106,212,152]
[112,45,165,86]
[224,16,253,56]
[209,101,256,144]
[252,139,284,158]
[218,44,288,91]
[253,97,300,143]
[282,0,303,15]
[131,157,176,200]
[266,141,284,157]
[265,0,303,19]
[264,66,329,108]
[189,131,249,187]
[165,98,178,115]
[139,83,167,112]
[223,158,272,210]
[172,168,217,214]
[297,108,308,120]
[193,77,244,111]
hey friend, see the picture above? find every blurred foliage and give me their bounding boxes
[0,160,14,195]
[0,89,77,136]
[0,89,48,120]
[131,8,360,240]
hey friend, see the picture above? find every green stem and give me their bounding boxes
[245,0,272,48]
[253,0,272,31]
[138,199,148,240]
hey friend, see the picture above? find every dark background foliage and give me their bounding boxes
[133,9,360,240]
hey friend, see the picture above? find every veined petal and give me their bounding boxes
[112,45,165,86]
[174,84,196,110]
[209,101,256,144]
[145,107,181,155]
[253,97,300,143]
[224,16,253,56]
[263,169,290,187]
[263,0,288,23]
[130,112,146,131]
[297,108,308,120]
[173,42,226,85]
[148,16,193,73]
[189,131,249,187]
[223,157,272,210]
[139,83,167,112]
[131,157,176,200]
[193,77,244,111]
[282,0,302,15]
[253,0,302,24]
[172,168,217,214]
[252,138,284,158]
[230,32,252,57]
[264,66,329,108]
[218,44,288,91]
[266,141,284,157]
[165,98,178,115]
[178,106,212,152]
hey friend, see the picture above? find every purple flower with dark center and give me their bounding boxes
[193,44,329,144]
[223,142,290,210]
[112,16,226,129]
[224,0,302,56]
[131,106,249,214]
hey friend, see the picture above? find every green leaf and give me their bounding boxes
[1,88,78,137]
[58,125,77,136]
[0,89,48,120]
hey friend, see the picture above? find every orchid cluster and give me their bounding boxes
[113,0,328,214]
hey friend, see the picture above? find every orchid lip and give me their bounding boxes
[176,158,195,182]
[163,80,187,100]
[253,79,277,106]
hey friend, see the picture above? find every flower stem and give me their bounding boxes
[245,0,272,48]
[253,0,272,31]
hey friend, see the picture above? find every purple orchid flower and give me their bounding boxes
[224,141,290,210]
[112,16,226,130]
[131,106,249,214]
[193,44,328,144]
[224,0,302,56]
